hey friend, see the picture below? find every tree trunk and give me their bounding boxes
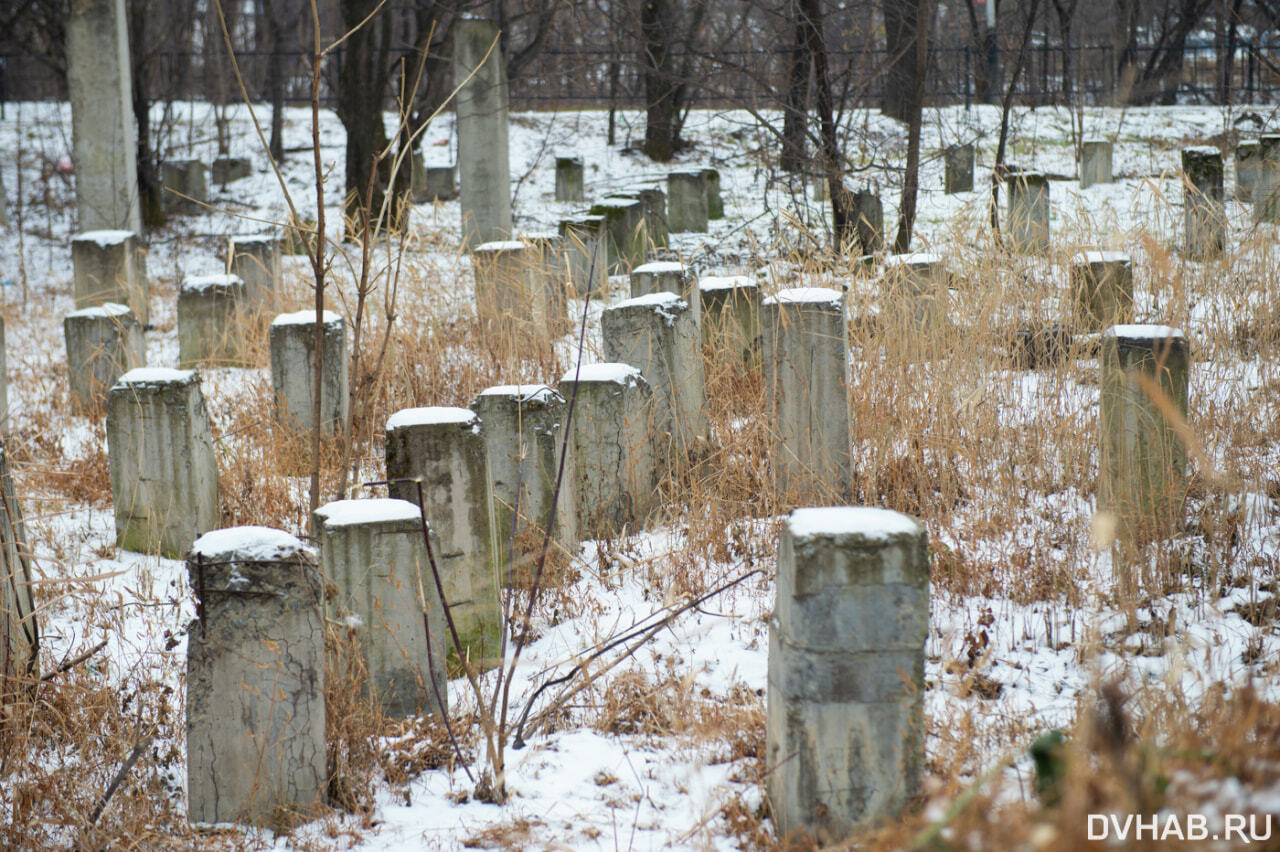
[781,2,810,174]
[640,0,676,161]
[337,0,392,233]
[127,0,164,230]
[881,0,919,122]
[798,0,853,249]
[1128,0,1214,105]
[894,0,935,253]
[262,0,286,162]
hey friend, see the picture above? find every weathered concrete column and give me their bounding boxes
[698,276,761,364]
[178,274,246,368]
[0,319,6,431]
[944,143,974,194]
[72,230,149,325]
[667,171,709,232]
[633,187,669,250]
[211,156,252,186]
[761,288,852,503]
[1099,325,1190,547]
[589,197,647,273]
[1253,134,1280,224]
[555,156,585,202]
[1236,141,1260,202]
[629,260,696,316]
[881,252,947,329]
[227,234,282,314]
[602,293,707,455]
[528,233,571,336]
[471,385,578,581]
[64,303,145,413]
[269,310,348,435]
[703,168,724,220]
[106,368,218,557]
[1182,147,1225,257]
[454,17,512,248]
[386,407,501,665]
[767,507,929,845]
[1080,139,1114,188]
[472,239,567,337]
[1070,251,1133,331]
[314,499,447,718]
[162,159,208,213]
[1006,167,1050,253]
[558,216,607,297]
[851,189,883,255]
[66,0,141,233]
[0,441,37,695]
[186,526,325,828]
[558,364,656,537]
[412,154,457,203]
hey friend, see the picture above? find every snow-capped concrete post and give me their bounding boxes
[72,230,149,325]
[699,276,761,364]
[1099,325,1190,549]
[1006,167,1050,253]
[385,407,501,665]
[1080,139,1114,188]
[472,239,567,337]
[944,143,974,194]
[1070,251,1133,331]
[589,197,647,273]
[228,234,282,315]
[1181,147,1225,257]
[178,274,246,368]
[602,293,707,455]
[667,171,709,232]
[555,156,585,202]
[106,368,218,557]
[851,189,883,254]
[63,303,145,413]
[629,261,698,320]
[269,310,348,435]
[767,507,929,845]
[882,252,946,330]
[162,159,208,213]
[314,499,447,718]
[632,186,669,250]
[471,385,578,582]
[1236,141,1260,202]
[762,288,852,504]
[528,233,571,336]
[454,17,512,248]
[703,168,724,219]
[558,364,656,537]
[211,156,252,186]
[558,215,607,297]
[66,0,141,233]
[1253,134,1280,223]
[186,527,326,828]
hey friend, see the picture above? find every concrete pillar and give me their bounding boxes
[558,216,607,297]
[629,260,696,315]
[385,407,501,665]
[472,239,567,338]
[528,234,571,336]
[1236,141,1260,202]
[269,310,348,435]
[412,154,457,203]
[881,252,946,329]
[227,234,282,315]
[1070,251,1133,331]
[186,526,325,827]
[63,303,145,413]
[558,364,656,537]
[1253,134,1280,224]
[66,0,140,233]
[211,156,252,186]
[162,159,208,213]
[471,385,578,581]
[702,168,724,219]
[314,498,447,718]
[602,292,707,455]
[106,368,218,557]
[1080,139,1113,188]
[0,441,37,694]
[589,197,647,274]
[1182,147,1225,258]
[633,187,668,250]
[1005,167,1050,254]
[555,156,585,202]
[667,171,709,233]
[72,230,149,325]
[454,18,512,248]
[761,288,851,503]
[944,143,974,194]
[178,274,246,368]
[698,276,761,364]
[1099,325,1189,548]
[851,189,883,255]
[0,319,7,432]
[767,507,929,845]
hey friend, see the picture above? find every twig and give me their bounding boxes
[40,640,108,682]
[85,732,154,830]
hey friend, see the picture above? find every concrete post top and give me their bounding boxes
[111,367,198,390]
[611,291,688,311]
[475,384,564,406]
[556,156,583,166]
[1082,138,1111,146]
[1237,141,1260,153]
[190,526,309,563]
[592,197,645,210]
[762,287,843,308]
[884,252,941,268]
[787,507,922,544]
[1004,168,1048,185]
[67,302,133,319]
[315,497,423,529]
[560,215,605,228]
[472,240,528,255]
[633,261,687,275]
[386,406,478,433]
[72,229,136,246]
[559,362,644,386]
[229,233,280,248]
[271,309,343,327]
[698,275,757,292]
[1072,250,1131,265]
[1182,145,1222,158]
[1103,324,1184,341]
[669,170,706,180]
[181,273,244,293]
